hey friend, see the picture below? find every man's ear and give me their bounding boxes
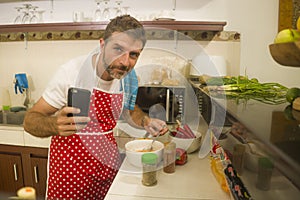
[99,38,105,49]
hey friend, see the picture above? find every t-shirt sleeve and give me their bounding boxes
[42,66,69,109]
[42,56,85,109]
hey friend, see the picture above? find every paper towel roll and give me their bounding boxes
[191,54,227,76]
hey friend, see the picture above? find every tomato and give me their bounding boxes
[175,148,188,165]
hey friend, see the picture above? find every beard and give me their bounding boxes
[105,64,129,79]
[102,53,129,79]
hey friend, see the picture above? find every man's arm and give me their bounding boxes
[23,97,90,137]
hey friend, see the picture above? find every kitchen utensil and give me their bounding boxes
[143,133,161,151]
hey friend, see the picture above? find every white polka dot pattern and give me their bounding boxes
[47,88,123,199]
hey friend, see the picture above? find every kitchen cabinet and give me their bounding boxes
[0,144,48,199]
[0,153,24,195]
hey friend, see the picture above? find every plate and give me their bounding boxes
[155,17,175,21]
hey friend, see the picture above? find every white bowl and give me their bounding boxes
[169,131,202,153]
[125,139,164,167]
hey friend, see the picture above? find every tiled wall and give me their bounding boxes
[0,31,240,107]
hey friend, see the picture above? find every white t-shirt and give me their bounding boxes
[42,53,121,110]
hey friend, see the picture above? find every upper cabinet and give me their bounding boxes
[0,21,227,42]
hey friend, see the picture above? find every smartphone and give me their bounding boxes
[67,87,91,117]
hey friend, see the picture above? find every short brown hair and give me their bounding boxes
[104,15,146,47]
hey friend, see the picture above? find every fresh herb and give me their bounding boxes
[204,76,288,105]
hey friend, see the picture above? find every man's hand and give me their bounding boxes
[56,107,90,137]
[143,116,168,136]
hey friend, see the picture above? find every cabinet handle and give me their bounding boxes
[13,164,18,181]
[33,166,39,183]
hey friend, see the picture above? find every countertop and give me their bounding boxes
[0,125,51,148]
[190,81,300,188]
[211,95,300,188]
[105,153,230,200]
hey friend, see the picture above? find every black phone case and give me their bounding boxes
[67,87,91,117]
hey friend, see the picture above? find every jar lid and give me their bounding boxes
[142,153,158,164]
[258,157,274,169]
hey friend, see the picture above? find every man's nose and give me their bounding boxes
[119,52,130,66]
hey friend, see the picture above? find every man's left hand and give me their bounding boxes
[143,117,168,136]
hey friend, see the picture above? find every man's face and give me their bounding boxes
[101,32,144,79]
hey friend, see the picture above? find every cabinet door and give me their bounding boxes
[30,157,48,199]
[0,153,24,195]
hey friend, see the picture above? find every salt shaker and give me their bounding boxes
[163,142,176,173]
[141,153,158,186]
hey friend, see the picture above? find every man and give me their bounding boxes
[24,15,167,200]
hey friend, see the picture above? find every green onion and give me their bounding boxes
[204,76,288,105]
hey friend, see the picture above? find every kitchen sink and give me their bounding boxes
[0,110,26,125]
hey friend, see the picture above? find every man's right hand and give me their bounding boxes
[56,107,90,136]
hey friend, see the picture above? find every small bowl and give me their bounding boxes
[125,139,164,167]
[169,131,202,153]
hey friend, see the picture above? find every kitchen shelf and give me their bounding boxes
[0,21,227,32]
[0,21,227,42]
[269,41,300,67]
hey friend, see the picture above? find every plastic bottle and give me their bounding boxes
[141,153,158,186]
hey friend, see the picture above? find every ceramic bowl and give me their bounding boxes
[125,139,164,167]
[169,130,202,153]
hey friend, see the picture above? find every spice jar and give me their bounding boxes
[141,153,158,186]
[163,142,176,173]
[256,157,274,190]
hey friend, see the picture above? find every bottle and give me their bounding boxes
[141,153,158,186]
[2,105,10,124]
[163,142,176,173]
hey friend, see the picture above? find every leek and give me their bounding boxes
[204,76,288,105]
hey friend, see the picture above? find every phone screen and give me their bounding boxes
[67,87,91,117]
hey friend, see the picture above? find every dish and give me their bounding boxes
[169,130,202,153]
[125,139,164,168]
[155,17,175,21]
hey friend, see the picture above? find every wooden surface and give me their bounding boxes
[278,0,294,31]
[269,41,300,67]
[0,21,227,33]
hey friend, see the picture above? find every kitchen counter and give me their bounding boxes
[190,81,300,199]
[0,125,50,148]
[106,115,230,200]
[105,153,230,200]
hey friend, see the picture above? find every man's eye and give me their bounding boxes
[114,47,123,53]
[130,52,140,59]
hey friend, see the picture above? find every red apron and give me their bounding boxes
[47,87,123,200]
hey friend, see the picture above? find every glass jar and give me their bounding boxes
[141,153,158,186]
[163,142,176,173]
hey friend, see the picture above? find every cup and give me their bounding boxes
[232,144,246,175]
[73,11,84,22]
[256,157,274,190]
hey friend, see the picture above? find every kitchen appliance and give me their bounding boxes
[135,85,185,124]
